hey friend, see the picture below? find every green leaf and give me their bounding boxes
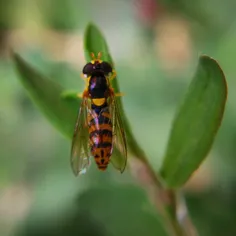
[13,53,80,138]
[84,23,147,160]
[160,55,227,188]
[84,23,111,63]
[61,90,80,100]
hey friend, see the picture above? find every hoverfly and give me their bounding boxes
[71,52,127,175]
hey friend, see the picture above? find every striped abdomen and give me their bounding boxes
[88,107,113,171]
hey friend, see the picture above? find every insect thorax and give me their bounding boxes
[89,73,108,99]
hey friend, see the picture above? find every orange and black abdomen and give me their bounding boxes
[88,107,113,171]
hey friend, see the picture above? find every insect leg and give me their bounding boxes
[77,90,89,98]
[109,69,117,81]
[80,73,87,80]
[77,93,83,98]
[115,92,124,97]
[109,87,124,97]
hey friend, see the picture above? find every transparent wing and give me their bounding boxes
[109,96,127,173]
[71,98,91,176]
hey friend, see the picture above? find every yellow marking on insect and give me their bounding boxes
[86,77,90,88]
[92,98,106,106]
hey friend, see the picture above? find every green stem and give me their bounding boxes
[129,157,198,236]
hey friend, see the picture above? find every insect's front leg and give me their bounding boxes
[109,87,124,97]
[109,69,117,81]
[77,89,90,98]
[115,92,124,97]
[80,73,87,80]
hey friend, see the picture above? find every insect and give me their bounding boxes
[70,52,127,175]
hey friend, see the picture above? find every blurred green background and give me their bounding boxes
[0,0,236,235]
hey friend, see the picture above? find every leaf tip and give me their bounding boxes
[85,21,97,30]
[199,54,228,100]
[84,22,101,41]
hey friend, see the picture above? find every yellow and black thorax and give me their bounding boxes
[89,71,109,113]
[83,59,112,114]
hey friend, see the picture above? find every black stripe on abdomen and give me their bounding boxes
[89,116,111,125]
[92,142,112,149]
[89,107,111,125]
[89,130,112,139]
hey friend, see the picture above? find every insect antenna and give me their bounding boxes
[90,52,96,60]
[97,52,102,60]
[90,52,103,61]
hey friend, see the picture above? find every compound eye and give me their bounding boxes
[100,61,112,74]
[83,63,94,75]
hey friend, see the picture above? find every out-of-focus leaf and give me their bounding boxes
[61,90,80,100]
[15,184,167,236]
[160,55,227,188]
[38,0,84,30]
[84,23,111,63]
[16,209,107,236]
[78,184,168,236]
[84,23,147,161]
[13,53,80,138]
